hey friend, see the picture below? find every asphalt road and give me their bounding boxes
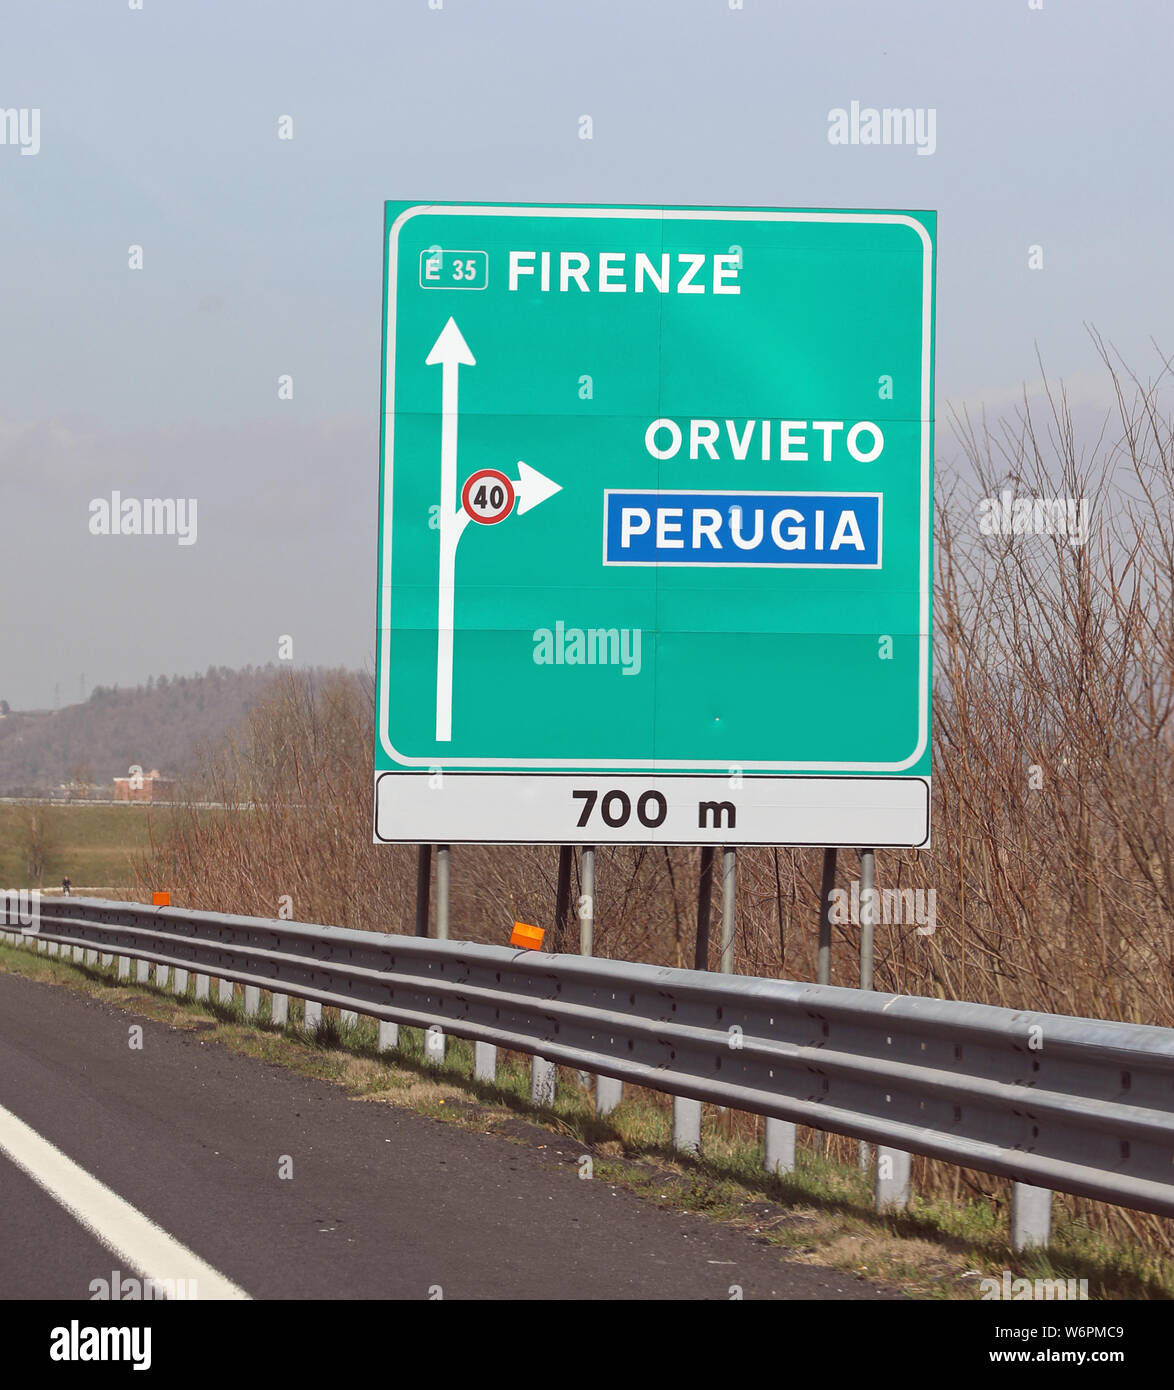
[0,970,897,1300]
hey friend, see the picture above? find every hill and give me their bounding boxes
[0,666,298,795]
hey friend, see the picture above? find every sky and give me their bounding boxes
[2,0,1170,709]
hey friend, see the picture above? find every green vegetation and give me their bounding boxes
[1,936,1169,1300]
[0,803,177,891]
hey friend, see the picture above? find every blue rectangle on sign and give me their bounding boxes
[603,491,883,568]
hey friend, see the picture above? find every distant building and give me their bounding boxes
[112,768,174,803]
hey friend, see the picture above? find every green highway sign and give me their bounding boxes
[375,202,935,846]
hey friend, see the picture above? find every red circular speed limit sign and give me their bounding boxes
[461,468,515,525]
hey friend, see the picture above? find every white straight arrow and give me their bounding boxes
[426,317,475,743]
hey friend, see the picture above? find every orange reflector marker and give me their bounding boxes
[152,891,170,907]
[510,921,544,950]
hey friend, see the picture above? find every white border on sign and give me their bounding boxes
[601,489,884,569]
[380,204,933,773]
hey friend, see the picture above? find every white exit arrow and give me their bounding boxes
[513,459,562,515]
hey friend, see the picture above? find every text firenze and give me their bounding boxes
[533,624,642,676]
[89,493,198,546]
[508,250,741,295]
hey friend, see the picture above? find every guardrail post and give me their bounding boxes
[136,959,150,984]
[244,986,261,1018]
[85,948,98,966]
[100,952,113,968]
[155,964,169,989]
[474,1041,496,1082]
[304,999,322,1032]
[271,993,289,1026]
[173,968,188,995]
[218,978,233,1005]
[673,1097,701,1155]
[875,1147,911,1212]
[425,1023,445,1065]
[531,1056,556,1107]
[596,1075,623,1116]
[339,1009,358,1029]
[377,1020,397,1051]
[194,973,209,1000]
[764,1118,796,1175]
[118,955,130,980]
[1011,1182,1053,1251]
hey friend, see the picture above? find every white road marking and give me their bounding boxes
[0,1101,251,1300]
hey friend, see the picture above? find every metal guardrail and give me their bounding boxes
[6,896,1174,1223]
